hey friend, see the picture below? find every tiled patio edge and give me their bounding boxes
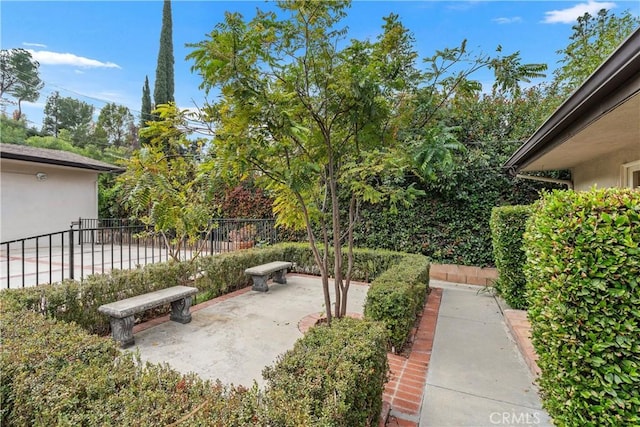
[382,287,443,427]
[503,309,541,378]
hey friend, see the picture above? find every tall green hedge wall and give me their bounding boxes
[524,188,640,426]
[490,205,531,309]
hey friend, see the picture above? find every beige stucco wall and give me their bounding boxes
[1,159,99,242]
[572,146,640,191]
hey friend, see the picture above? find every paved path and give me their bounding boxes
[419,281,552,427]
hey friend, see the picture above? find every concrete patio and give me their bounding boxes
[124,274,551,426]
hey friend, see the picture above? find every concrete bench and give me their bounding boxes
[98,285,198,348]
[245,261,292,292]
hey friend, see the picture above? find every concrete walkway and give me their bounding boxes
[419,281,552,427]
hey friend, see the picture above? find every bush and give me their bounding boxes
[524,188,640,426]
[364,254,430,352]
[490,205,531,309]
[1,244,430,425]
[0,261,193,335]
[263,317,389,427]
[0,311,267,426]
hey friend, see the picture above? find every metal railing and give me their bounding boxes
[1,218,277,289]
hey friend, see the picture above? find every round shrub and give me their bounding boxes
[524,188,640,426]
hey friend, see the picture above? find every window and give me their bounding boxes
[622,160,640,189]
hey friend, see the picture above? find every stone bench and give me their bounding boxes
[98,285,198,348]
[245,261,292,292]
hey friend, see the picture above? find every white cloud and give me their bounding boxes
[22,42,47,48]
[493,16,523,24]
[542,1,616,24]
[26,50,121,69]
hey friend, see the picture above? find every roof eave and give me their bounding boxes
[1,152,125,173]
[504,28,640,175]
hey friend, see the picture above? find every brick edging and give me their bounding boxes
[430,263,497,286]
[382,287,443,426]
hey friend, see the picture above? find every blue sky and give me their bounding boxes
[1,0,639,131]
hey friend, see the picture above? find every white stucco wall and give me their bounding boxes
[571,146,640,191]
[1,159,99,242]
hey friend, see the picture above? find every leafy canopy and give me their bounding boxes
[117,103,217,263]
[188,0,549,320]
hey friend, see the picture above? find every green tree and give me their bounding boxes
[189,1,549,321]
[141,76,152,124]
[117,103,217,263]
[139,75,153,146]
[42,92,94,145]
[95,103,135,147]
[553,8,639,97]
[189,2,431,322]
[0,114,27,143]
[0,49,44,119]
[153,0,174,107]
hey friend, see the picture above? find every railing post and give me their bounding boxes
[69,227,75,280]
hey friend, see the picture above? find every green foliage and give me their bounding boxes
[95,102,136,148]
[490,205,531,309]
[364,254,430,351]
[1,311,264,426]
[139,75,152,145]
[1,244,415,426]
[0,115,27,143]
[524,188,640,426]
[153,0,175,107]
[119,104,217,261]
[42,91,95,145]
[0,261,192,335]
[0,48,43,120]
[553,9,640,98]
[263,317,389,427]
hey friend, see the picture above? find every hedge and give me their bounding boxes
[0,311,265,426]
[1,243,429,425]
[490,205,531,309]
[0,243,415,335]
[2,300,389,426]
[263,317,389,426]
[364,254,430,352]
[524,188,640,426]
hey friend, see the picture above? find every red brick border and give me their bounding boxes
[430,263,497,286]
[382,287,443,426]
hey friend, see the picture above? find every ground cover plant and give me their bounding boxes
[525,188,640,426]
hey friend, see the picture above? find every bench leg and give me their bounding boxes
[110,315,135,348]
[170,296,193,324]
[251,275,269,292]
[273,269,287,284]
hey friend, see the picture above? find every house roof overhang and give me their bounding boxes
[504,28,640,175]
[0,143,125,173]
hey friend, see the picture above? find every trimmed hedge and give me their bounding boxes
[524,188,640,426]
[364,254,430,352]
[263,317,389,426]
[490,205,531,309]
[1,311,264,426]
[1,302,389,426]
[1,243,428,425]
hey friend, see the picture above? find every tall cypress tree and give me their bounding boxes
[141,75,152,125]
[139,75,152,145]
[154,0,174,107]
